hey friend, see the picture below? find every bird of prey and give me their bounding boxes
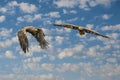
[53,23,110,38]
[17,26,48,53]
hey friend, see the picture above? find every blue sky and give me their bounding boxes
[0,0,120,80]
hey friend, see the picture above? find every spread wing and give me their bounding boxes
[28,28,48,49]
[17,30,29,53]
[35,29,48,49]
[53,24,78,29]
[53,23,110,38]
[83,28,110,38]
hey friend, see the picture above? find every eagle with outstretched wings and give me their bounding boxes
[17,26,48,53]
[53,23,110,38]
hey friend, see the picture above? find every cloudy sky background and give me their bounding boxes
[0,0,120,80]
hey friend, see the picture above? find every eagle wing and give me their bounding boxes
[35,29,48,49]
[17,30,29,53]
[27,28,48,49]
[83,28,110,38]
[53,24,78,29]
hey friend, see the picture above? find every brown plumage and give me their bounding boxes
[53,23,110,38]
[17,26,48,53]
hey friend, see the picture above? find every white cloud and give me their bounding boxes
[5,50,16,59]
[39,74,53,80]
[102,14,111,20]
[70,10,77,14]
[86,47,98,57]
[106,58,117,63]
[55,36,64,45]
[97,64,120,79]
[55,20,64,24]
[46,12,60,18]
[78,0,90,10]
[58,45,84,59]
[54,0,77,8]
[81,17,85,21]
[41,63,54,71]
[2,1,37,14]
[56,63,72,72]
[7,1,18,7]
[67,17,78,22]
[93,0,115,7]
[101,24,120,31]
[54,0,116,10]
[56,62,94,75]
[19,2,37,13]
[110,33,119,39]
[23,57,43,63]
[34,14,42,20]
[100,45,111,51]
[85,45,111,58]
[0,36,18,49]
[48,55,55,61]
[29,45,43,54]
[0,7,7,13]
[51,28,71,35]
[0,28,13,37]
[4,1,18,14]
[63,9,67,14]
[0,15,6,22]
[86,24,94,29]
[17,14,42,23]
[1,61,119,80]
[62,9,77,14]
[0,74,54,80]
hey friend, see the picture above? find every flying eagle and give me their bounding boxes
[53,23,110,38]
[17,26,48,53]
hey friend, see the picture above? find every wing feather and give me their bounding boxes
[83,28,110,38]
[17,30,29,53]
[35,29,48,49]
[53,24,78,29]
[27,28,48,49]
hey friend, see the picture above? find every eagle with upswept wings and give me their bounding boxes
[17,26,48,53]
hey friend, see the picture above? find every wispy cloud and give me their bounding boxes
[17,14,42,23]
[58,45,84,59]
[0,74,54,80]
[4,50,16,59]
[101,24,120,31]
[53,0,77,8]
[19,2,37,13]
[0,1,38,14]
[102,14,112,20]
[0,36,18,49]
[0,28,12,37]
[54,0,116,10]
[0,7,7,13]
[45,11,61,18]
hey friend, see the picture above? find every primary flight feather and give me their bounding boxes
[17,26,48,53]
[53,23,110,38]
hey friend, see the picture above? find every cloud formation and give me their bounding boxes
[54,0,116,10]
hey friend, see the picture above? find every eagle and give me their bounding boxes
[53,23,110,38]
[17,26,48,53]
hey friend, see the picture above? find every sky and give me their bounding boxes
[0,0,120,80]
